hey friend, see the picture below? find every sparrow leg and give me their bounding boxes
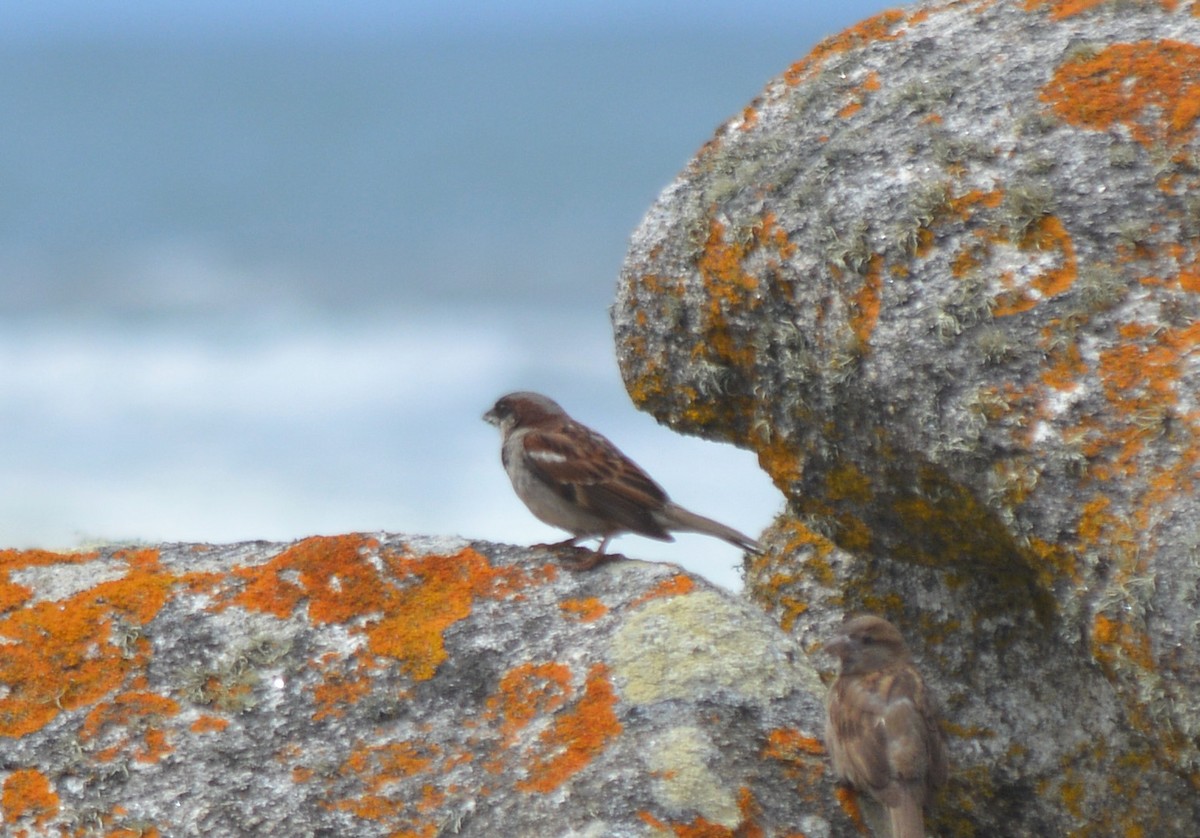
[559,550,619,572]
[557,534,621,572]
[529,536,609,570]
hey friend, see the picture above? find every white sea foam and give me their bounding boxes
[0,315,778,591]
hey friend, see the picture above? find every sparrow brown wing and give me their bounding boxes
[919,677,950,792]
[828,675,893,799]
[880,667,936,783]
[520,422,672,539]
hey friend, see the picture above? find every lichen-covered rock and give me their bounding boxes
[0,537,849,836]
[614,0,1200,833]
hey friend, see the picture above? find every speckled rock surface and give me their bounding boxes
[614,0,1200,834]
[0,537,847,837]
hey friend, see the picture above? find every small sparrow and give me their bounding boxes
[824,615,948,838]
[483,391,761,569]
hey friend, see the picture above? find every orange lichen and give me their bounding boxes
[224,536,542,683]
[341,741,439,787]
[327,740,448,831]
[559,597,608,622]
[947,188,1004,220]
[0,548,97,614]
[313,669,373,721]
[754,431,805,492]
[838,100,863,119]
[0,549,173,737]
[754,211,797,261]
[225,534,382,621]
[1028,537,1082,588]
[630,574,696,607]
[695,218,765,372]
[1082,320,1200,499]
[764,728,826,759]
[1025,217,1078,290]
[826,461,874,506]
[416,784,446,813]
[1,769,59,829]
[1027,0,1178,18]
[1098,321,1193,415]
[624,348,672,408]
[625,213,795,427]
[1023,0,1109,17]
[485,662,574,750]
[1092,614,1156,672]
[190,715,229,734]
[738,104,759,132]
[839,71,882,119]
[736,788,766,836]
[915,226,936,258]
[938,191,1009,290]
[516,663,622,793]
[851,255,884,345]
[835,784,870,833]
[951,242,984,279]
[638,811,736,837]
[136,728,173,764]
[764,727,830,795]
[369,547,541,681]
[784,10,909,88]
[993,215,1078,316]
[1077,495,1130,553]
[179,566,230,593]
[638,787,773,837]
[81,691,180,740]
[746,520,838,628]
[1177,263,1200,293]
[683,210,799,405]
[1041,41,1200,149]
[81,691,180,764]
[1040,339,1086,392]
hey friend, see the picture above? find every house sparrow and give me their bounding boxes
[483,391,761,569]
[824,615,948,838]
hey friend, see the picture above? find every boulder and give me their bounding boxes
[614,0,1200,833]
[0,537,847,836]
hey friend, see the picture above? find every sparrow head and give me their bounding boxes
[825,614,911,676]
[484,391,567,433]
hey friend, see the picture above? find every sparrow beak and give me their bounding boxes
[483,408,499,426]
[823,633,851,659]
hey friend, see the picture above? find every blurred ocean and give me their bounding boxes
[0,14,877,589]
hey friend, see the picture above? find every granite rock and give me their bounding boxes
[614,0,1200,833]
[0,537,847,836]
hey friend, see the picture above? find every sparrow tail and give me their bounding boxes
[659,503,762,553]
[889,793,926,838]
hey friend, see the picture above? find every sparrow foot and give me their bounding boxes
[560,550,625,572]
[528,541,624,572]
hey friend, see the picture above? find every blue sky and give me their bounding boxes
[1,1,891,41]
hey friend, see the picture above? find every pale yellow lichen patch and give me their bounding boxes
[646,726,740,828]
[610,590,810,703]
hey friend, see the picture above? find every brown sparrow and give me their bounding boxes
[824,615,948,838]
[483,391,761,569]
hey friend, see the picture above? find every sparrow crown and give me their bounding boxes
[827,614,912,675]
[485,392,566,430]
